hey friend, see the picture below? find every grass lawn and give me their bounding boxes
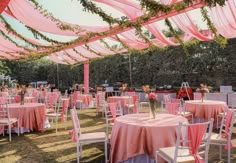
[0,108,236,163]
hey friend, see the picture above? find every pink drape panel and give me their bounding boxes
[209,0,236,38]
[0,21,49,47]
[63,49,88,62]
[48,55,69,65]
[188,124,207,163]
[88,42,115,55]
[0,36,25,52]
[74,46,100,58]
[95,0,143,19]
[171,13,213,41]
[108,102,117,121]
[145,24,178,46]
[84,62,89,94]
[0,0,10,14]
[8,0,109,36]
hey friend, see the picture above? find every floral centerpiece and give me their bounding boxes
[17,84,27,105]
[196,83,212,102]
[119,83,128,92]
[142,85,157,119]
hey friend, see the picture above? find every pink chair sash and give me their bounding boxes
[60,100,68,122]
[69,109,79,142]
[166,102,179,115]
[108,102,117,121]
[132,95,138,113]
[188,124,207,163]
[96,94,100,113]
[0,97,6,103]
[72,91,79,106]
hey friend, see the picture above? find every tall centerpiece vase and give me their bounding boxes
[149,99,156,119]
[201,92,205,103]
[20,94,25,105]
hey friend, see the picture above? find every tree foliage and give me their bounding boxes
[2,38,236,90]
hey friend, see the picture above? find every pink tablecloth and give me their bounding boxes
[110,113,188,163]
[0,103,46,134]
[107,96,130,108]
[185,100,226,121]
[77,94,93,107]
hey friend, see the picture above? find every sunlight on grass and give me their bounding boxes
[37,139,72,148]
[55,153,76,162]
[0,150,17,157]
[0,108,235,163]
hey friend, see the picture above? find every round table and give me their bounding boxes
[184,100,226,121]
[7,103,46,133]
[110,113,188,163]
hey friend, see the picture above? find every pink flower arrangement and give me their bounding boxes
[196,83,212,102]
[142,85,157,118]
[148,92,157,101]
[196,83,211,93]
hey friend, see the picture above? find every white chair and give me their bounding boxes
[216,105,229,129]
[46,98,69,133]
[156,119,213,163]
[126,95,139,114]
[166,101,193,123]
[0,103,19,141]
[105,101,123,137]
[138,93,150,111]
[96,92,106,116]
[178,102,194,123]
[70,108,107,163]
[209,109,235,163]
[161,94,171,112]
[45,92,59,113]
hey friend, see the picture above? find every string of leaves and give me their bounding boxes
[25,26,67,45]
[165,18,189,56]
[72,48,90,59]
[0,15,49,49]
[99,39,117,53]
[200,7,227,48]
[30,0,82,33]
[84,44,105,57]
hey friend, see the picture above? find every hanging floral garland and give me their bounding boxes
[30,0,83,33]
[99,39,117,53]
[72,48,90,60]
[165,18,189,56]
[17,0,228,60]
[84,44,105,57]
[0,15,50,49]
[25,26,67,45]
[200,7,227,48]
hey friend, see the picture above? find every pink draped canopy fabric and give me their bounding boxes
[94,0,143,19]
[8,0,109,36]
[171,13,213,41]
[209,0,236,38]
[88,42,115,55]
[0,0,10,14]
[0,0,235,63]
[145,23,178,46]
